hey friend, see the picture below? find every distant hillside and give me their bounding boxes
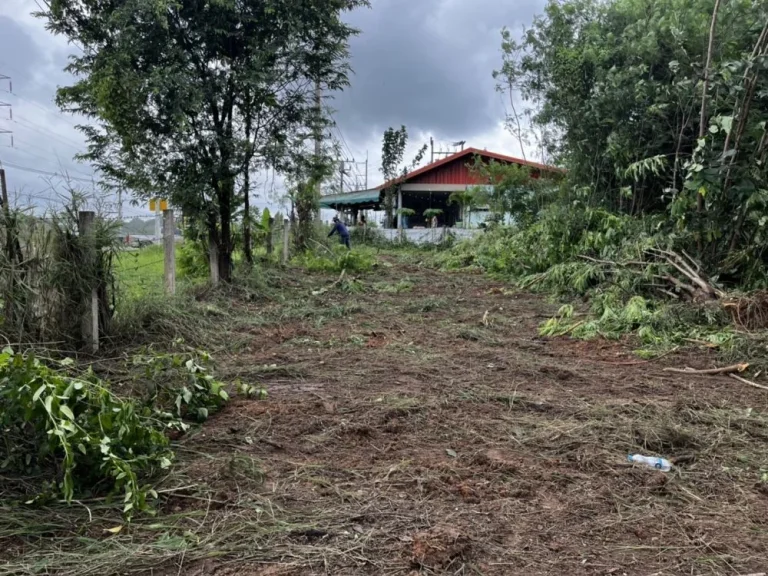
[121,217,155,236]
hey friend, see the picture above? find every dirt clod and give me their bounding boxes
[411,525,471,569]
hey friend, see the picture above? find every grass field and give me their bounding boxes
[4,252,768,575]
[115,244,178,299]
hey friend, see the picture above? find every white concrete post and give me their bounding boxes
[282,218,290,265]
[163,209,176,295]
[79,211,99,353]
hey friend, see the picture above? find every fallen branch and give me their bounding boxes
[309,237,335,257]
[729,373,768,392]
[664,363,748,375]
[311,269,346,296]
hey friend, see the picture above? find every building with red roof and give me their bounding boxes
[320,147,563,228]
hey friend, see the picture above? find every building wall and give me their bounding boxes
[408,154,542,186]
[409,157,485,186]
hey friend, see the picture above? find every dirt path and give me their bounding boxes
[170,256,768,575]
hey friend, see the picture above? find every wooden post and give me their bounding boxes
[282,217,290,265]
[79,211,99,353]
[163,209,176,295]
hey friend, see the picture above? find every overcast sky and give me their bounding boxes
[0,0,545,217]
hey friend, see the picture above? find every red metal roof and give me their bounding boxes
[377,147,564,190]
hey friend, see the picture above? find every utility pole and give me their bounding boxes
[430,137,434,164]
[365,150,368,189]
[1,167,14,324]
[0,74,12,146]
[339,159,345,195]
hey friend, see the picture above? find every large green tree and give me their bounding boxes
[499,0,768,275]
[38,0,366,282]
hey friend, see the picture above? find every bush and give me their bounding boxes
[348,225,387,247]
[178,239,210,279]
[436,204,673,297]
[295,245,375,273]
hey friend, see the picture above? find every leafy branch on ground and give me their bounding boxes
[0,343,262,518]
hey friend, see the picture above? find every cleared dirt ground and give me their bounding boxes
[5,254,768,576]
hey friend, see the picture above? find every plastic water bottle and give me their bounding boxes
[627,454,672,472]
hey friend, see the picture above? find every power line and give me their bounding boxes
[13,116,85,151]
[0,160,96,184]
[0,85,82,129]
[2,142,95,179]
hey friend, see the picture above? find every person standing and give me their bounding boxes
[328,216,351,249]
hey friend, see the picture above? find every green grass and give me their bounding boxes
[115,245,170,299]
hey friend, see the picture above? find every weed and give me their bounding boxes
[374,278,414,293]
[295,246,375,273]
[405,297,447,313]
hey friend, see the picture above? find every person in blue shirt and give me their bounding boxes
[328,216,350,249]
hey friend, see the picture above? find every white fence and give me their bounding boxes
[378,227,483,245]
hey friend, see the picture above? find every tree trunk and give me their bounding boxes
[243,168,253,265]
[697,0,722,213]
[218,178,234,283]
[207,210,220,285]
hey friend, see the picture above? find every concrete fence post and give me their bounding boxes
[163,209,176,295]
[79,211,99,353]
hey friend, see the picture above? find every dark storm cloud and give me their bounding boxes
[334,0,544,147]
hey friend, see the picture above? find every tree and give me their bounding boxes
[380,126,427,228]
[448,189,478,229]
[381,126,427,228]
[380,126,408,228]
[502,0,768,277]
[469,157,549,225]
[38,0,367,283]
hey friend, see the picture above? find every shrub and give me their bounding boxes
[177,239,210,279]
[296,246,375,273]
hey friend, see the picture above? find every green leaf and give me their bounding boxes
[44,395,54,414]
[60,358,75,367]
[32,384,47,402]
[60,405,75,421]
